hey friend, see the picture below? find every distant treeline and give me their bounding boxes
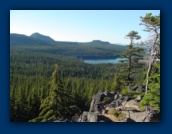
[10,33,127,59]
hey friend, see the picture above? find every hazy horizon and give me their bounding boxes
[10,10,160,44]
[10,32,129,45]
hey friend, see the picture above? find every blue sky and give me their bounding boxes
[10,10,160,44]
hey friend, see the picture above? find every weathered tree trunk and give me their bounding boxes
[145,58,154,94]
[128,40,133,82]
[145,29,159,94]
[128,52,132,81]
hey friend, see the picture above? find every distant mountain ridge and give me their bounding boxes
[91,40,110,45]
[10,33,124,46]
[10,33,127,59]
[30,32,55,42]
[10,33,53,46]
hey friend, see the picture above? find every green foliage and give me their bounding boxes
[34,65,73,121]
[139,63,160,111]
[28,117,44,122]
[120,87,144,99]
[110,109,125,120]
[140,13,160,32]
[10,13,160,122]
[10,51,125,122]
[120,31,143,85]
[101,97,111,105]
[126,31,141,40]
[111,72,125,92]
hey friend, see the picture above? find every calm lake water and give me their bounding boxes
[83,58,127,64]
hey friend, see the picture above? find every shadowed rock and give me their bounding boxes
[76,90,160,122]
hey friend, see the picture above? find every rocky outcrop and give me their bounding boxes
[77,112,99,122]
[122,110,160,122]
[74,90,160,122]
[129,85,145,92]
[144,110,160,122]
[89,90,106,113]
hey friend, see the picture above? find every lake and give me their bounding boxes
[83,58,127,64]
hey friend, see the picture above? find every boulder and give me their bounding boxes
[108,102,119,108]
[71,115,79,122]
[114,94,119,100]
[123,99,140,111]
[89,90,105,113]
[135,95,142,101]
[144,110,160,122]
[78,111,113,122]
[98,115,114,122]
[122,110,150,122]
[87,112,98,122]
[122,109,160,122]
[78,111,88,122]
[108,95,130,109]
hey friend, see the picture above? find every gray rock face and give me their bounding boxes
[78,111,88,122]
[78,112,99,122]
[87,112,98,122]
[89,90,116,113]
[71,115,79,122]
[123,99,140,111]
[122,110,150,122]
[108,95,129,109]
[75,90,160,122]
[77,90,117,122]
[77,111,114,122]
[98,115,114,122]
[144,110,160,122]
[89,90,105,113]
[122,110,160,122]
[114,94,119,100]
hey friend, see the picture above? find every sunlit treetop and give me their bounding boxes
[140,13,160,32]
[125,31,141,41]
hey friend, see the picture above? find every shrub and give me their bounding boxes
[121,87,144,99]
[110,109,125,120]
[101,97,111,105]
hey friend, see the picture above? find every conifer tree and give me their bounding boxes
[30,64,66,121]
[120,31,143,84]
[29,64,81,122]
[140,13,160,94]
[139,63,160,111]
[111,71,123,92]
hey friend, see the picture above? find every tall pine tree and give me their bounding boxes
[120,31,143,85]
[140,13,160,94]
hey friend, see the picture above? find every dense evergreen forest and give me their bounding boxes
[10,13,160,122]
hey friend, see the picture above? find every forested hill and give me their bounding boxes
[10,33,54,46]
[10,33,127,59]
[30,32,55,42]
